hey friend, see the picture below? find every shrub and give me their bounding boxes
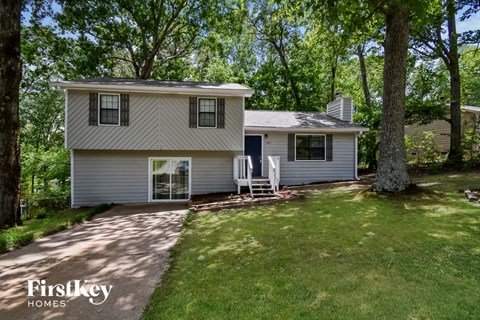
[462,117,480,162]
[405,131,442,164]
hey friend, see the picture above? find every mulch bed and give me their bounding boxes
[189,190,300,212]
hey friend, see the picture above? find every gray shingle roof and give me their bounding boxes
[462,105,480,113]
[55,77,251,90]
[245,110,368,131]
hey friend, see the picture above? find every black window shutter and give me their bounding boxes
[326,134,333,161]
[189,97,197,128]
[217,98,225,128]
[89,92,98,126]
[120,94,129,126]
[288,133,295,161]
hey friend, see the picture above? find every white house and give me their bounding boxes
[51,78,368,207]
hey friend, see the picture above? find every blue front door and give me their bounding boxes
[245,135,262,177]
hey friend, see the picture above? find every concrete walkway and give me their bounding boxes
[0,203,187,320]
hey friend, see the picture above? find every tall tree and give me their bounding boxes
[412,0,465,163]
[412,0,480,162]
[0,0,22,227]
[56,0,228,79]
[250,0,305,110]
[372,0,413,192]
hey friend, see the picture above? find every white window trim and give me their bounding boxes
[148,157,192,202]
[294,133,327,162]
[244,134,264,177]
[197,97,217,128]
[98,93,121,126]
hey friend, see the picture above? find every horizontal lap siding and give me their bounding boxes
[405,120,451,152]
[343,98,353,122]
[191,154,237,194]
[251,132,355,185]
[405,112,476,153]
[67,91,243,151]
[73,150,239,207]
[326,99,341,119]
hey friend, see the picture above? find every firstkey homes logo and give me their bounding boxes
[27,279,113,308]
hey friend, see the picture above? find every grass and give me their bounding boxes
[144,173,480,320]
[0,204,112,253]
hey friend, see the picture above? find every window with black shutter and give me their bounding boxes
[198,98,217,128]
[217,98,225,128]
[99,94,120,125]
[120,94,129,126]
[88,93,98,126]
[189,97,198,128]
[295,134,326,161]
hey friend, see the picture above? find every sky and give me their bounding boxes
[22,4,480,37]
[457,8,480,33]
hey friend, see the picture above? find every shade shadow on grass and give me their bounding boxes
[0,204,112,253]
[144,173,480,320]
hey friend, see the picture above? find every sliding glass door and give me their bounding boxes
[150,158,190,201]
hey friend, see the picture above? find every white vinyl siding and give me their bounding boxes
[342,98,353,123]
[249,131,356,185]
[67,91,243,151]
[326,99,342,119]
[72,150,239,207]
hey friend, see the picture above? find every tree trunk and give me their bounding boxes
[31,172,35,195]
[373,3,412,192]
[0,0,21,228]
[329,54,339,102]
[357,44,371,108]
[330,65,336,102]
[275,44,302,111]
[446,0,462,163]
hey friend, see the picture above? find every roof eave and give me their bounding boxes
[244,126,369,132]
[49,82,254,97]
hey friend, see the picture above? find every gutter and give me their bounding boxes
[50,82,254,98]
[245,126,369,133]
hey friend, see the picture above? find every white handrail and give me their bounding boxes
[246,156,253,196]
[233,156,253,196]
[268,156,280,192]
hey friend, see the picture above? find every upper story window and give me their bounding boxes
[198,98,217,128]
[99,94,120,125]
[295,134,326,161]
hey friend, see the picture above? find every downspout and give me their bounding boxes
[354,132,360,180]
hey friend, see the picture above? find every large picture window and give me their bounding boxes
[99,94,120,125]
[198,98,216,128]
[149,158,190,201]
[295,134,326,160]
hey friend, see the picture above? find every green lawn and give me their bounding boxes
[145,173,480,320]
[0,204,111,253]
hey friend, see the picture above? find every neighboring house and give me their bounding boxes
[405,106,480,156]
[51,78,368,207]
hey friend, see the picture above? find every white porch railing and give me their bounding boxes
[268,156,280,192]
[233,156,253,196]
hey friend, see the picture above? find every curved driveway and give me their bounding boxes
[0,203,187,320]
